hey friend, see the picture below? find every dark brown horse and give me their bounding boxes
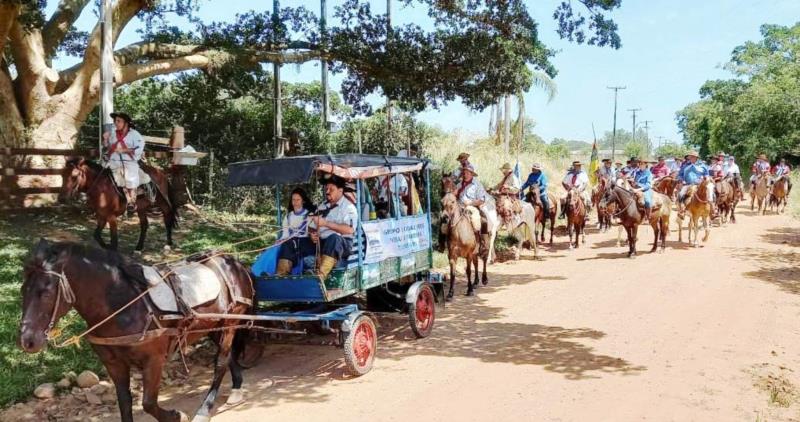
[654,175,679,200]
[564,189,586,250]
[591,177,613,232]
[59,158,179,252]
[715,177,738,224]
[439,192,486,298]
[19,240,254,422]
[601,186,672,257]
[525,186,557,244]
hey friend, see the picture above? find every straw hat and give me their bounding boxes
[499,162,513,172]
[572,160,582,166]
[531,163,542,170]
[687,150,699,158]
[462,163,478,177]
[758,154,768,160]
[456,152,470,161]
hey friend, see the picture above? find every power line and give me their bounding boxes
[641,120,653,157]
[627,108,641,157]
[607,86,626,161]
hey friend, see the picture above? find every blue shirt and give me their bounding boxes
[520,171,548,195]
[680,162,709,185]
[632,168,653,191]
[677,162,691,182]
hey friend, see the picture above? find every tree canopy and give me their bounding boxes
[676,23,800,164]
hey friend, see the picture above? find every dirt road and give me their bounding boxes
[120,206,799,421]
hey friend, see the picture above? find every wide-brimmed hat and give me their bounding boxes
[109,112,134,128]
[572,160,582,166]
[456,152,470,161]
[531,163,542,170]
[601,158,611,163]
[687,150,699,158]
[657,156,665,161]
[319,173,347,189]
[499,162,513,172]
[759,154,768,160]
[630,157,640,162]
[462,163,478,176]
[615,161,622,165]
[717,151,726,156]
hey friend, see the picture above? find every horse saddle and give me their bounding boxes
[110,166,152,188]
[141,261,224,313]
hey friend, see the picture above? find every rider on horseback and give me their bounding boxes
[678,150,717,217]
[724,156,743,200]
[750,154,771,191]
[456,164,488,249]
[771,158,793,195]
[494,162,522,213]
[598,158,617,183]
[650,156,670,180]
[520,163,551,219]
[452,152,471,184]
[560,161,591,219]
[103,112,143,213]
[709,156,724,181]
[630,158,654,221]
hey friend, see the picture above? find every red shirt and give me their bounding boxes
[651,163,670,178]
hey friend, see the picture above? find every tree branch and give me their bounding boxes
[42,0,92,58]
[0,2,20,54]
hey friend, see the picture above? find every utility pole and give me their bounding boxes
[607,86,626,161]
[99,0,114,154]
[628,108,641,157]
[385,0,393,154]
[656,136,665,150]
[273,0,283,157]
[642,120,653,157]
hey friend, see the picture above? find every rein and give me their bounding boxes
[40,269,75,342]
[608,187,637,217]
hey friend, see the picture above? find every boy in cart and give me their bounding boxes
[276,174,358,279]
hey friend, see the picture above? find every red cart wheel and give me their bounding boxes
[343,314,377,376]
[408,284,436,338]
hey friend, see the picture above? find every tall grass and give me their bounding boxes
[790,174,800,220]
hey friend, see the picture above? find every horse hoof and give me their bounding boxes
[446,292,454,302]
[465,290,475,297]
[226,388,245,406]
[482,278,488,286]
[191,415,210,422]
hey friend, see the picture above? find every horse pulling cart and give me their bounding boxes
[227,154,445,376]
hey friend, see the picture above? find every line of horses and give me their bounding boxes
[438,171,793,298]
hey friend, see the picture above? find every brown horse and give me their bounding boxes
[601,186,671,257]
[769,175,790,214]
[59,158,179,252]
[750,173,769,215]
[714,177,738,224]
[654,175,679,200]
[564,189,586,250]
[439,192,486,298]
[678,181,712,247]
[591,177,612,232]
[494,194,538,260]
[525,186,557,244]
[18,240,254,422]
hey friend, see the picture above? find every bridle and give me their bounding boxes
[33,266,76,341]
[606,186,637,217]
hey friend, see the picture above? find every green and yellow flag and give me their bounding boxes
[589,140,600,186]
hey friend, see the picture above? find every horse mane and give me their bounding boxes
[31,241,149,291]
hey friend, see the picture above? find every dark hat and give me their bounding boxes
[657,156,665,160]
[319,173,347,189]
[109,112,134,127]
[630,157,640,162]
[601,158,611,163]
[572,160,582,166]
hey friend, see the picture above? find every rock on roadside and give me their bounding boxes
[76,370,100,388]
[33,383,55,399]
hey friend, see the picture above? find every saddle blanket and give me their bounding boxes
[142,262,222,313]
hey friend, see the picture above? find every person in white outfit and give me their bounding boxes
[560,161,591,219]
[103,112,144,212]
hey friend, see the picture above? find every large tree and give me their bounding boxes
[676,23,800,164]
[0,0,622,151]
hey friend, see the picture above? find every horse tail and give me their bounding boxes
[167,179,180,230]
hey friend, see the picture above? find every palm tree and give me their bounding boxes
[492,71,557,153]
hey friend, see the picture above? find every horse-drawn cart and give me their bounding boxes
[227,154,444,376]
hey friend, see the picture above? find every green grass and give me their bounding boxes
[790,174,800,220]
[0,209,276,407]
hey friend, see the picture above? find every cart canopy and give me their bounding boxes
[227,154,428,187]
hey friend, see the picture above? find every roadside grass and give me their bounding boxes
[790,174,800,219]
[0,208,274,408]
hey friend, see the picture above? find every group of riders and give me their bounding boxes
[448,149,793,231]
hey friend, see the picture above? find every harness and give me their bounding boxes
[40,269,75,341]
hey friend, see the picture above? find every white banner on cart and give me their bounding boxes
[362,215,430,264]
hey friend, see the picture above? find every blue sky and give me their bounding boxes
[52,0,800,144]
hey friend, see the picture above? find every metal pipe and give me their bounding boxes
[99,0,114,156]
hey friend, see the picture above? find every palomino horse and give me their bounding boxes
[564,188,587,250]
[714,177,738,224]
[654,175,679,200]
[19,240,254,422]
[59,158,180,252]
[494,194,538,260]
[591,177,613,232]
[525,186,557,244]
[678,181,712,247]
[750,173,770,215]
[769,176,790,214]
[440,175,499,263]
[439,192,486,297]
[601,186,672,257]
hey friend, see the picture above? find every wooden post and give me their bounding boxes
[170,126,185,150]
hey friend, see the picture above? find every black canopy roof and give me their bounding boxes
[227,154,428,187]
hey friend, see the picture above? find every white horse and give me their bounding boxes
[481,195,501,263]
[493,195,538,261]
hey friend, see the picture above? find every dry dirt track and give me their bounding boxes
[127,205,800,422]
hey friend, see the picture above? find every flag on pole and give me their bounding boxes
[513,160,521,180]
[589,140,600,186]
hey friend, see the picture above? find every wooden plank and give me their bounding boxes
[0,147,99,156]
[143,135,171,146]
[0,187,62,195]
[3,168,65,176]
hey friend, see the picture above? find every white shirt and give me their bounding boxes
[457,179,488,203]
[378,174,408,201]
[562,171,589,191]
[317,195,358,240]
[496,172,521,192]
[106,129,144,165]
[724,163,741,176]
[280,209,309,240]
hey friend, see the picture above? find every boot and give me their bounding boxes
[317,255,338,280]
[276,259,293,276]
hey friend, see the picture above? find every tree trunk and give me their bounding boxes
[503,95,511,154]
